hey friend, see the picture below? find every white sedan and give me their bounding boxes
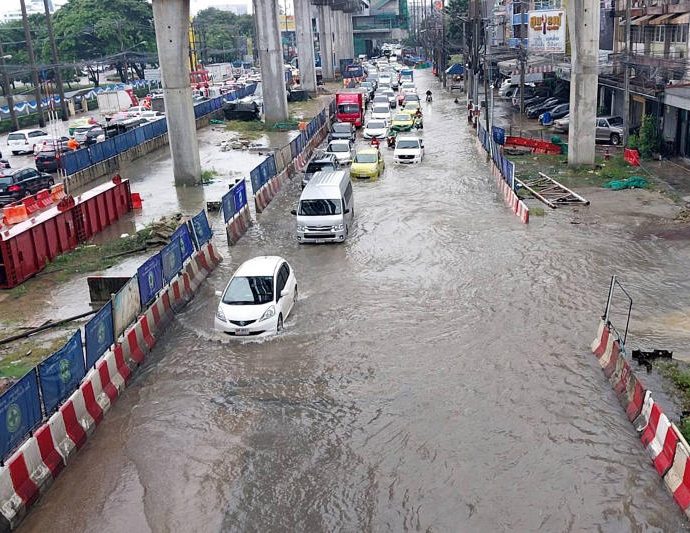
[214,256,297,337]
[363,119,389,140]
[324,139,353,165]
[370,104,391,121]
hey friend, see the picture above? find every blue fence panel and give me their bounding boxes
[62,150,80,175]
[222,180,247,223]
[250,166,262,194]
[221,190,235,224]
[0,370,42,459]
[266,155,276,178]
[259,160,270,185]
[135,126,146,145]
[84,301,114,369]
[101,138,117,159]
[38,331,86,415]
[137,253,164,307]
[161,236,184,284]
[171,223,195,261]
[114,134,128,154]
[88,142,104,165]
[141,122,155,141]
[191,210,213,247]
[76,148,91,170]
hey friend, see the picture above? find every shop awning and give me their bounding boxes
[620,14,657,26]
[648,13,677,25]
[671,13,690,24]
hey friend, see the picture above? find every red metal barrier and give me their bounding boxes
[505,136,562,155]
[625,148,640,166]
[0,179,132,289]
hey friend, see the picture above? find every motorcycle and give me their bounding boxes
[386,134,396,149]
[426,93,433,103]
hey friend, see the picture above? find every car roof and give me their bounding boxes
[234,256,284,277]
[8,129,44,135]
[357,148,379,155]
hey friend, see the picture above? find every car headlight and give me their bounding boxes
[259,305,275,322]
[333,223,344,231]
[297,224,305,231]
[215,307,227,322]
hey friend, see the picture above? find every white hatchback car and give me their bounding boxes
[214,256,297,337]
[370,104,391,121]
[7,129,51,155]
[363,119,388,139]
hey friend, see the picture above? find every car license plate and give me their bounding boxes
[235,328,250,336]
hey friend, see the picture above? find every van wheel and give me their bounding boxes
[277,314,284,332]
[610,133,621,145]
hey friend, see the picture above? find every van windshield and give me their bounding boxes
[299,199,342,216]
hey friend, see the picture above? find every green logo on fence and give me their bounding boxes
[59,359,71,384]
[148,271,155,291]
[6,404,21,433]
[97,321,106,345]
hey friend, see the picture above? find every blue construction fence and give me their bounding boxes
[477,123,515,190]
[62,83,257,176]
[221,180,249,223]
[0,210,213,463]
[249,106,331,195]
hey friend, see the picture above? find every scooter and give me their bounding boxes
[387,134,396,149]
[426,93,433,103]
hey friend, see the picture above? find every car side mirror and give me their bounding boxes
[291,209,297,215]
[215,290,222,297]
[344,208,350,214]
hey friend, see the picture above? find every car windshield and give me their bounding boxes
[329,143,349,152]
[354,153,378,163]
[333,123,350,133]
[397,139,420,149]
[608,117,623,126]
[368,121,385,129]
[306,162,331,173]
[393,114,410,121]
[373,106,388,113]
[299,199,342,216]
[338,104,360,114]
[7,133,24,141]
[223,276,274,305]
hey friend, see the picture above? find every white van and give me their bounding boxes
[7,129,51,155]
[292,171,354,244]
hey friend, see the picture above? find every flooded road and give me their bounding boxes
[21,70,690,531]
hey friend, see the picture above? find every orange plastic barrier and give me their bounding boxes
[624,148,640,166]
[35,189,53,209]
[2,204,29,225]
[23,196,39,216]
[130,193,143,210]
[50,183,65,203]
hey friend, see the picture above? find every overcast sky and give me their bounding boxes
[0,0,254,16]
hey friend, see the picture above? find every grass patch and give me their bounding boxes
[657,360,690,441]
[201,168,219,184]
[0,333,73,379]
[225,120,268,140]
[40,226,153,282]
[530,206,546,217]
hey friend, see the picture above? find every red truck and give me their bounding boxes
[335,92,364,128]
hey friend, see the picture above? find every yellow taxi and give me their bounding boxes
[350,148,385,180]
[390,112,415,132]
[401,101,421,116]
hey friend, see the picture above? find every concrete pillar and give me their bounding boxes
[567,0,600,166]
[294,0,317,92]
[152,0,201,186]
[253,0,289,123]
[347,14,355,58]
[332,10,345,73]
[319,5,335,80]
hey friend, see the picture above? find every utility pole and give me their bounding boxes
[20,0,45,128]
[441,0,447,87]
[483,20,490,132]
[0,40,19,131]
[519,1,527,127]
[622,0,632,146]
[43,0,69,122]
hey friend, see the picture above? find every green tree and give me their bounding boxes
[51,0,156,85]
[445,0,468,52]
[193,8,254,63]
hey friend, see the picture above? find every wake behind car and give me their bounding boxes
[0,168,54,206]
[214,256,297,337]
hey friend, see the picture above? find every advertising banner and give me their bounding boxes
[250,166,262,193]
[38,331,86,414]
[137,253,164,306]
[528,10,566,53]
[112,275,141,339]
[0,370,43,458]
[85,301,114,368]
[161,236,184,284]
[191,210,213,247]
[222,180,248,224]
[171,223,195,260]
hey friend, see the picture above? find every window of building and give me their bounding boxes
[653,26,665,42]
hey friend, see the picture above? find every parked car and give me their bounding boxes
[393,135,424,164]
[0,167,55,205]
[302,152,340,189]
[7,129,51,155]
[214,256,297,337]
[596,116,625,145]
[324,139,354,165]
[35,147,70,173]
[73,125,101,144]
[328,121,356,143]
[83,127,106,147]
[552,114,570,133]
[539,103,570,124]
[526,98,563,118]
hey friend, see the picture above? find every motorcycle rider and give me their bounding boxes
[425,89,432,102]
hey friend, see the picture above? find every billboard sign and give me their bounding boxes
[528,10,566,53]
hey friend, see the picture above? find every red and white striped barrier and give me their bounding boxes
[664,437,690,517]
[496,173,529,224]
[226,205,252,245]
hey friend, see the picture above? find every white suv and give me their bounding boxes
[7,129,51,155]
[394,135,424,164]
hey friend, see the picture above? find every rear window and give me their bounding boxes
[373,106,389,113]
[306,162,333,173]
[333,123,351,133]
[608,117,623,126]
[0,177,12,185]
[7,133,25,141]
[28,131,46,138]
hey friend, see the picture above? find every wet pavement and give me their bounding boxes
[19,70,690,531]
